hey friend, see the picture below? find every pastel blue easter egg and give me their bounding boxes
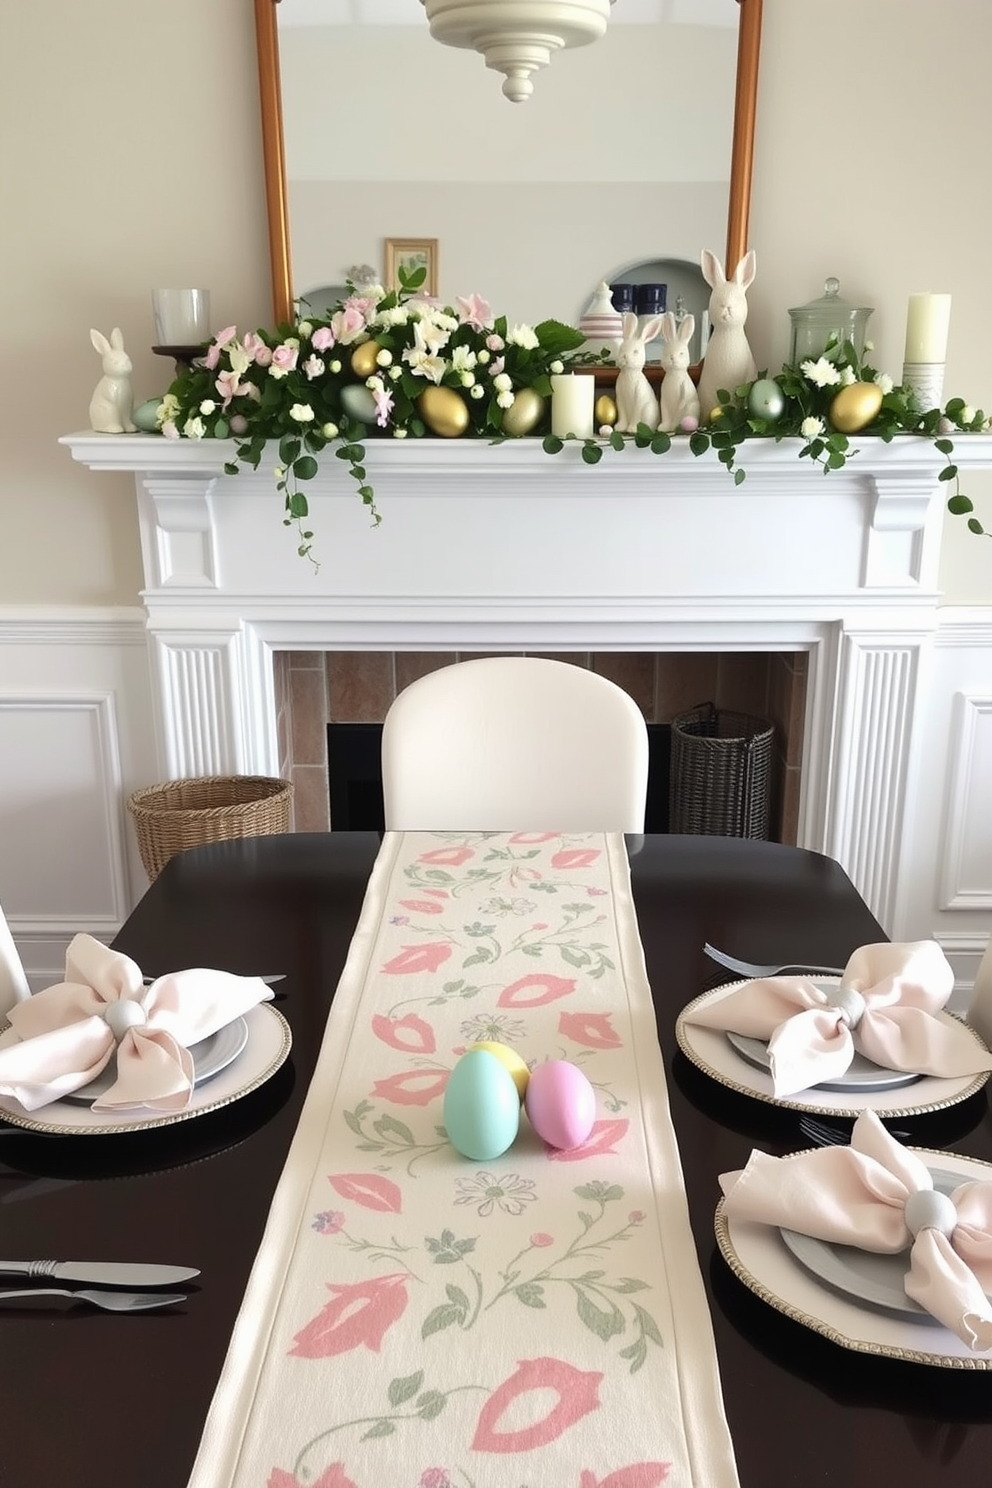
[339,383,379,424]
[132,397,165,432]
[443,1048,521,1161]
[747,378,785,422]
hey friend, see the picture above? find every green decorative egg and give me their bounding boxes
[339,384,379,424]
[132,397,165,432]
[747,378,785,421]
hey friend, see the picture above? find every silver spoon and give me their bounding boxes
[0,1287,186,1312]
[703,943,845,979]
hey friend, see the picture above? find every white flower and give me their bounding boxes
[477,349,491,365]
[497,390,515,409]
[227,342,251,377]
[296,320,313,338]
[507,323,539,350]
[460,371,476,388]
[864,340,874,352]
[329,359,342,374]
[157,393,180,425]
[321,422,339,439]
[451,345,477,373]
[268,364,289,381]
[393,426,408,438]
[838,365,856,386]
[550,359,564,375]
[376,306,409,328]
[493,372,512,393]
[376,348,393,367]
[800,416,825,440]
[303,355,325,380]
[366,375,384,393]
[801,357,841,388]
[469,384,485,400]
[962,404,976,424]
[289,403,315,423]
[875,373,894,396]
[389,365,402,380]
[199,399,217,415]
[183,415,206,439]
[273,466,285,480]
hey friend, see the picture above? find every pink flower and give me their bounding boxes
[312,1209,345,1235]
[472,1357,602,1452]
[290,1273,409,1358]
[215,368,246,409]
[497,973,576,1008]
[372,385,394,427]
[327,1172,402,1213]
[398,897,444,915]
[370,1068,449,1106]
[558,1011,621,1049]
[419,1472,452,1488]
[509,832,557,843]
[629,1210,645,1224]
[371,1012,437,1053]
[551,848,601,869]
[204,325,236,370]
[330,305,367,345]
[271,342,299,374]
[456,293,494,330]
[268,1464,357,1488]
[579,1467,670,1488]
[547,1118,628,1160]
[418,845,476,866]
[486,334,505,352]
[243,330,273,366]
[530,1232,554,1247]
[381,942,453,975]
[312,325,336,352]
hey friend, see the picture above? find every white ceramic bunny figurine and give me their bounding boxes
[695,248,757,421]
[614,312,663,433]
[88,327,136,433]
[657,311,701,433]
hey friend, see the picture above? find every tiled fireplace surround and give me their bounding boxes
[273,648,807,838]
[63,429,992,930]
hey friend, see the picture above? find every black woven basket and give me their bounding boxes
[668,704,774,839]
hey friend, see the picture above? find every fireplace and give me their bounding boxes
[62,429,986,930]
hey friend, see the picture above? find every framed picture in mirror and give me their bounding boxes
[385,238,438,296]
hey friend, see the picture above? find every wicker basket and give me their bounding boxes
[668,704,774,839]
[127,775,293,881]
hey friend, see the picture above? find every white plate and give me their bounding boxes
[725,1031,920,1093]
[61,1016,250,1104]
[0,1004,291,1135]
[715,1148,992,1367]
[778,1167,977,1321]
[677,980,990,1117]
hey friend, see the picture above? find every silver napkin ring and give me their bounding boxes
[904,1187,957,1238]
[821,984,866,1029]
[103,998,148,1041]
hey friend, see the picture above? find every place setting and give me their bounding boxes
[675,939,992,1119]
[0,933,292,1136]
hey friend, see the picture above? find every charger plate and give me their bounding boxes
[715,1147,992,1367]
[677,979,991,1117]
[0,1004,291,1135]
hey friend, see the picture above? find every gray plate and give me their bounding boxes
[726,1030,922,1092]
[779,1167,982,1322]
[64,1016,250,1104]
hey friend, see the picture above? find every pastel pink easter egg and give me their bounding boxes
[680,415,699,433]
[524,1059,596,1150]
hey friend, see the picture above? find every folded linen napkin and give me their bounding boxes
[0,933,272,1113]
[686,940,992,1096]
[720,1109,992,1351]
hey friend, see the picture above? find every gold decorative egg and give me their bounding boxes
[830,381,884,433]
[501,387,545,436]
[349,341,381,379]
[595,393,618,427]
[418,386,470,438]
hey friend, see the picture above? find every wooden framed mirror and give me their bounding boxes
[254,0,762,327]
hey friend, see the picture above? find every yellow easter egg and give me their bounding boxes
[594,393,618,426]
[708,406,724,423]
[472,1041,530,1100]
[349,341,381,379]
[501,387,545,436]
[417,385,470,437]
[829,380,884,433]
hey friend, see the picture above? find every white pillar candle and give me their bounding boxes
[152,288,211,345]
[903,293,952,364]
[550,373,595,439]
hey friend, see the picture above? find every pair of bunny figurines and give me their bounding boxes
[614,249,757,435]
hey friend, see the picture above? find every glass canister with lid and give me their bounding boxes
[788,277,873,364]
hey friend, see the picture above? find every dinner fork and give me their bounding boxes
[703,943,845,979]
[0,1287,185,1312]
[798,1115,910,1147]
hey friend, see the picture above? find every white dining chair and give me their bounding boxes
[967,935,992,1049]
[381,656,650,831]
[0,900,30,1019]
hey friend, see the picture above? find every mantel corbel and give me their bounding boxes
[865,469,938,533]
[140,473,219,589]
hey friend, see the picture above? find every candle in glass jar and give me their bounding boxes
[550,373,595,439]
[903,293,952,364]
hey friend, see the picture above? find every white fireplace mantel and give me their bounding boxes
[62,430,992,930]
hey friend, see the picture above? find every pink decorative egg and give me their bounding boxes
[524,1059,596,1150]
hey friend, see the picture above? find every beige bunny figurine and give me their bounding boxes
[695,249,757,421]
[657,311,701,433]
[614,312,663,433]
[89,327,136,433]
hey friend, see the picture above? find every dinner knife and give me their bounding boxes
[0,1260,200,1286]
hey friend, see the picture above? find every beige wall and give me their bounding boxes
[2,0,990,606]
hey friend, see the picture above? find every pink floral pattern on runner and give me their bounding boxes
[191,833,733,1488]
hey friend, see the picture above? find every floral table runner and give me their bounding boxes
[187,832,739,1488]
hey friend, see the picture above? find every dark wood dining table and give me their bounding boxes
[2,831,991,1488]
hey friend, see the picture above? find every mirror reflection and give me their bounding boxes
[274,0,742,334]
